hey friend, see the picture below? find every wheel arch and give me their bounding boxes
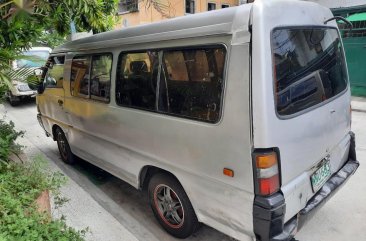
[139,165,180,190]
[52,124,67,141]
[139,166,190,197]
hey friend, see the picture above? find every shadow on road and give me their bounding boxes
[73,157,113,185]
[4,98,36,108]
[54,156,235,241]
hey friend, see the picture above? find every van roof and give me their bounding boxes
[52,3,252,53]
[53,0,329,54]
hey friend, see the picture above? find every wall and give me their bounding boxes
[115,0,239,29]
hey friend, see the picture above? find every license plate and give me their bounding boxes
[311,159,331,192]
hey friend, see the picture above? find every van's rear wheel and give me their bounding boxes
[55,127,75,164]
[148,173,200,239]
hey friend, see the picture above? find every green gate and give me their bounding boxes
[335,9,366,97]
[343,36,366,97]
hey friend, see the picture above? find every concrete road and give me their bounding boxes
[1,100,365,241]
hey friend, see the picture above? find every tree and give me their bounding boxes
[0,0,119,50]
[0,0,119,97]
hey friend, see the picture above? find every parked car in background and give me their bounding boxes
[6,47,51,106]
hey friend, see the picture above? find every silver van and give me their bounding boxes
[36,0,359,240]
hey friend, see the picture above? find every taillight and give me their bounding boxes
[253,151,280,196]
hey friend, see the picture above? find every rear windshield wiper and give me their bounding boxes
[324,16,353,31]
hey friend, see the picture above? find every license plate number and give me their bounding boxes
[311,160,331,192]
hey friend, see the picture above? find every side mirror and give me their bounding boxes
[28,80,45,94]
[37,82,45,94]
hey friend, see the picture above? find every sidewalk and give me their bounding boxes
[0,103,139,241]
[352,97,366,113]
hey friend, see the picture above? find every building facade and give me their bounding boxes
[116,0,241,29]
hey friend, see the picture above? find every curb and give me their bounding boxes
[351,97,366,113]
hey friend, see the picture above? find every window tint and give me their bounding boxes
[116,51,159,110]
[44,56,65,88]
[71,56,91,98]
[272,28,348,116]
[90,55,112,102]
[159,47,226,123]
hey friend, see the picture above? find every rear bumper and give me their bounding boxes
[253,132,359,241]
[11,90,37,97]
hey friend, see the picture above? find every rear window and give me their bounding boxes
[272,27,348,116]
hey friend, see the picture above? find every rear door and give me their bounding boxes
[271,27,351,180]
[251,1,351,222]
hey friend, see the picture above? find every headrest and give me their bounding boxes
[130,61,147,73]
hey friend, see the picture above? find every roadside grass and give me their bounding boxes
[0,118,87,241]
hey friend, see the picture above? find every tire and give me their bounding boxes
[55,127,76,164]
[8,92,20,106]
[148,173,200,239]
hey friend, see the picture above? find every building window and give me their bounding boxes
[185,0,195,14]
[208,3,216,11]
[118,0,138,14]
[222,4,230,8]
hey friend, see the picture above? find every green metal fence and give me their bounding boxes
[334,7,366,97]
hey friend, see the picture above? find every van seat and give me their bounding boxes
[166,80,220,121]
[121,61,155,109]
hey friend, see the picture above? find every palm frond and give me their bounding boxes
[6,65,37,81]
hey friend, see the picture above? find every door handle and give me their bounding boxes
[58,99,63,106]
[330,109,336,114]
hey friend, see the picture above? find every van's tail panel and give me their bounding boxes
[251,0,351,223]
[270,24,351,185]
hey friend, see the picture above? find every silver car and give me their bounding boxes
[6,47,50,106]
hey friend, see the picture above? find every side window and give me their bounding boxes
[116,51,159,110]
[71,56,91,98]
[90,55,112,102]
[44,56,65,88]
[160,47,226,123]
